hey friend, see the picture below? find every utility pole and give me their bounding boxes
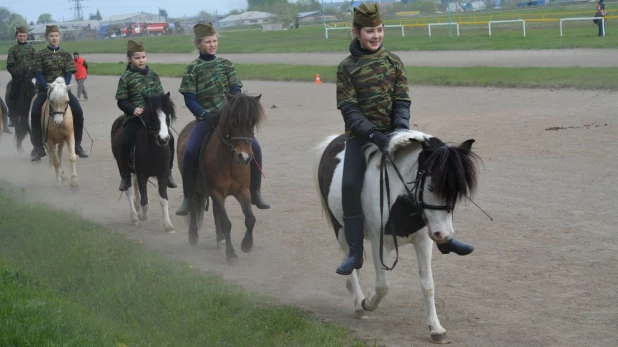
[69,0,84,21]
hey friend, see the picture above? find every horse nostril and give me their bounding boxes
[433,231,442,240]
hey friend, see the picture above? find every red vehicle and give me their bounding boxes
[121,23,169,37]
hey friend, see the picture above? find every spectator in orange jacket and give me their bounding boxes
[73,52,88,100]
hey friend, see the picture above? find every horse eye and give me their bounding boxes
[428,185,434,192]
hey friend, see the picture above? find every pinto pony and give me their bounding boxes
[111,92,177,232]
[177,93,265,264]
[315,130,480,343]
[41,77,79,190]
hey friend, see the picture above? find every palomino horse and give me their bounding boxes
[5,69,36,151]
[41,77,79,191]
[111,92,176,232]
[315,130,480,344]
[177,93,265,264]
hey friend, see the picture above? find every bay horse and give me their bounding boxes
[41,77,79,191]
[177,93,265,264]
[111,92,176,233]
[315,129,480,344]
[4,68,36,151]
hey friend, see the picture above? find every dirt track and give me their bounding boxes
[1,73,617,347]
[84,49,618,67]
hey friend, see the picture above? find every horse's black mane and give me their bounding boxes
[419,137,481,208]
[218,93,265,131]
[144,93,176,122]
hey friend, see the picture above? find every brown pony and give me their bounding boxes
[5,69,36,152]
[42,77,79,191]
[177,93,265,264]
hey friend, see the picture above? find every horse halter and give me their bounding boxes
[138,113,170,144]
[211,124,254,163]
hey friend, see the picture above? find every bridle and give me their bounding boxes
[378,151,454,271]
[43,89,70,143]
[210,123,254,163]
[137,112,170,144]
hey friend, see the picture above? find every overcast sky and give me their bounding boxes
[5,0,250,23]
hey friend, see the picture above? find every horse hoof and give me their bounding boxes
[188,233,199,246]
[131,220,141,227]
[226,254,239,265]
[165,227,176,234]
[240,239,253,253]
[431,333,450,344]
[138,214,148,221]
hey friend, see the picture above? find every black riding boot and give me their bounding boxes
[118,142,132,191]
[167,136,177,188]
[74,123,89,158]
[336,214,365,275]
[437,238,474,256]
[30,126,46,162]
[176,166,196,216]
[250,161,270,209]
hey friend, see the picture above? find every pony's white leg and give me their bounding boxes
[67,134,78,190]
[126,174,140,226]
[136,176,148,221]
[413,233,448,343]
[159,197,175,233]
[132,175,141,212]
[57,140,65,183]
[361,235,390,312]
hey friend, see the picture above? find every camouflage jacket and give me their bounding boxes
[6,43,37,72]
[178,57,242,114]
[33,47,76,90]
[115,67,164,112]
[336,45,411,137]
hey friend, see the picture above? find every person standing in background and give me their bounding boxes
[73,52,88,100]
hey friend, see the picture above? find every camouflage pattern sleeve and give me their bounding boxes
[33,50,42,72]
[115,74,129,100]
[390,54,411,102]
[225,61,243,91]
[7,46,16,66]
[336,61,358,109]
[178,63,197,95]
[153,72,165,94]
[64,52,77,73]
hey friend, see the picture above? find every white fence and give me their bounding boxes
[488,19,526,37]
[428,23,460,37]
[560,17,605,37]
[324,24,404,39]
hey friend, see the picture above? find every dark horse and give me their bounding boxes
[5,69,36,152]
[315,130,480,343]
[111,92,177,232]
[177,93,266,264]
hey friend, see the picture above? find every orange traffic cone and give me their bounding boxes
[315,74,322,84]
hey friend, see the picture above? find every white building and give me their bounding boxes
[218,11,276,28]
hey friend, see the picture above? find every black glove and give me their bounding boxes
[369,131,389,154]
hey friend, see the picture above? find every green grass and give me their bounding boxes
[0,17,615,54]
[0,182,372,347]
[86,61,618,90]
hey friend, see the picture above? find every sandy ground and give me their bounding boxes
[84,49,618,67]
[0,73,617,347]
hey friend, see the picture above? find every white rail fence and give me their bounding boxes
[488,19,526,37]
[428,23,460,37]
[560,17,605,37]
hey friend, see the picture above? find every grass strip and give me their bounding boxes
[0,21,616,54]
[0,182,371,347]
[85,61,618,90]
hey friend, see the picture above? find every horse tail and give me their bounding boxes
[189,192,206,231]
[314,135,339,230]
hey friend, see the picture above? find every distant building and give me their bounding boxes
[99,12,166,26]
[218,11,275,28]
[29,20,99,40]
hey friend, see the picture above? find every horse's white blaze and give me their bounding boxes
[156,109,169,141]
[240,151,251,164]
[53,114,63,126]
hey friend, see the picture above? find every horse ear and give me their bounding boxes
[460,139,475,151]
[165,91,170,97]
[255,94,262,101]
